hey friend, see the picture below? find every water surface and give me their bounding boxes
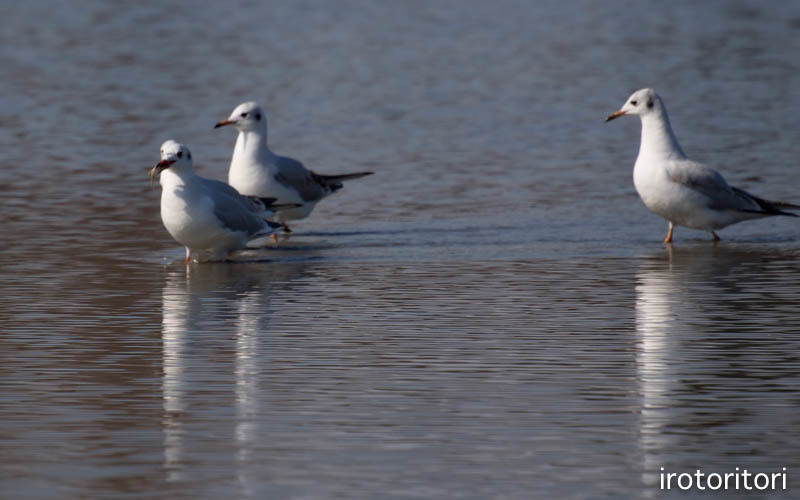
[2,1,800,498]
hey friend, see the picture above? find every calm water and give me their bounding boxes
[3,1,800,498]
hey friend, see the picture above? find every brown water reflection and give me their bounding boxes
[3,1,800,499]
[4,252,800,498]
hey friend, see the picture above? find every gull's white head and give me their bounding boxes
[150,140,194,186]
[606,88,662,122]
[214,101,267,133]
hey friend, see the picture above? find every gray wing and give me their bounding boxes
[666,160,760,212]
[201,179,271,236]
[202,177,275,215]
[273,155,329,202]
[202,177,244,199]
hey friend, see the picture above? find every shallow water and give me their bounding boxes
[3,1,800,498]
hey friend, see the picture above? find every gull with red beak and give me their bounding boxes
[607,88,798,243]
[215,101,373,233]
[150,140,284,263]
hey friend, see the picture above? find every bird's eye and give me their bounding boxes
[255,113,261,121]
[241,112,248,118]
[177,151,183,158]
[631,100,638,106]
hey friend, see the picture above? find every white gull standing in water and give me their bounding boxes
[215,102,373,233]
[606,88,798,243]
[150,140,286,263]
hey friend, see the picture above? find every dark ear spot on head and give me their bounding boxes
[177,151,183,158]
[647,99,654,109]
[255,112,261,121]
[187,152,191,159]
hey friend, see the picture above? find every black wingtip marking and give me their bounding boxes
[732,187,800,217]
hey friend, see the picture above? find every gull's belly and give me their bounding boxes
[161,193,242,251]
[229,163,296,202]
[633,165,722,230]
[229,163,274,198]
[229,163,315,220]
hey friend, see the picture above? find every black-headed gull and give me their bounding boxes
[607,88,798,243]
[214,102,373,232]
[150,140,285,263]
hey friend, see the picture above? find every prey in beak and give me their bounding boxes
[605,110,627,122]
[149,159,175,188]
[214,119,235,129]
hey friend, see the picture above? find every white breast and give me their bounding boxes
[160,183,240,252]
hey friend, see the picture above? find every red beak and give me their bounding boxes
[605,110,627,122]
[149,159,176,188]
[214,119,235,129]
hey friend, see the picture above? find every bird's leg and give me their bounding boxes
[663,222,674,244]
[270,233,278,243]
[184,247,192,264]
[711,231,720,242]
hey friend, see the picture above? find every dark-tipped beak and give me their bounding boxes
[605,110,627,122]
[149,159,175,188]
[214,119,235,129]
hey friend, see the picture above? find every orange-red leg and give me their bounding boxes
[663,222,674,244]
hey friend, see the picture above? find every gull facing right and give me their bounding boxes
[606,88,798,243]
[215,102,373,233]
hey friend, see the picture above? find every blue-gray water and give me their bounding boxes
[2,1,800,499]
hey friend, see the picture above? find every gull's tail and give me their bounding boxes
[312,171,374,192]
[733,187,800,217]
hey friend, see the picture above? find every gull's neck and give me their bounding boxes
[231,127,275,170]
[160,166,196,189]
[637,104,686,162]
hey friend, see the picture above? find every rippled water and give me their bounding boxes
[3,1,800,498]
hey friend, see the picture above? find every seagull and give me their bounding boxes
[606,88,798,243]
[150,140,286,263]
[214,102,373,232]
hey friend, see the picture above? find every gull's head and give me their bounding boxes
[606,88,661,122]
[214,101,266,132]
[150,140,193,186]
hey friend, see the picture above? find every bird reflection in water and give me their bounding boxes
[159,262,307,485]
[634,244,789,492]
